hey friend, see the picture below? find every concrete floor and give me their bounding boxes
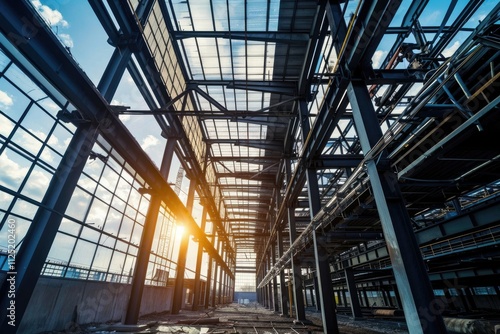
[48,303,410,333]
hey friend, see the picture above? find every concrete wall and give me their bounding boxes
[3,274,173,334]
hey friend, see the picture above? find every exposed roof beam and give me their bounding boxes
[385,26,475,34]
[189,80,297,95]
[172,31,310,44]
[210,156,283,163]
[233,234,270,239]
[311,154,364,168]
[217,172,276,181]
[117,109,296,118]
[205,139,283,152]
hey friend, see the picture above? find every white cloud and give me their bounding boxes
[31,1,73,48]
[141,135,159,151]
[442,41,460,58]
[63,137,72,147]
[58,33,73,48]
[111,99,131,122]
[372,50,388,69]
[0,119,14,138]
[0,152,29,189]
[31,0,69,27]
[119,114,131,122]
[0,90,13,107]
[18,131,43,156]
[25,169,51,199]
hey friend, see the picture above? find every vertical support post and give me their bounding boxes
[205,259,213,307]
[217,252,224,304]
[192,207,208,310]
[211,241,220,307]
[272,243,280,312]
[204,227,216,308]
[125,137,177,323]
[393,284,403,309]
[382,287,390,307]
[348,81,446,333]
[313,276,320,310]
[277,229,289,316]
[172,178,197,314]
[464,287,477,310]
[443,288,457,311]
[363,289,370,307]
[342,289,347,307]
[0,123,98,332]
[285,158,306,321]
[301,98,339,333]
[268,257,273,309]
[457,288,470,312]
[345,268,363,318]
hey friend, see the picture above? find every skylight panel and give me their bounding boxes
[190,0,214,31]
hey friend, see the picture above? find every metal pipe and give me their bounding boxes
[398,95,500,179]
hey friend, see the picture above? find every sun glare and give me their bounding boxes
[175,225,185,238]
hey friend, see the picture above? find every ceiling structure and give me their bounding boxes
[134,0,499,280]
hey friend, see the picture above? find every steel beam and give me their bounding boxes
[271,243,280,312]
[172,31,309,44]
[125,138,176,324]
[204,224,216,308]
[192,206,208,311]
[344,267,363,318]
[189,80,297,96]
[204,139,284,152]
[172,172,197,314]
[302,98,339,333]
[286,159,306,321]
[312,155,364,168]
[348,80,446,333]
[277,229,289,316]
[216,172,276,181]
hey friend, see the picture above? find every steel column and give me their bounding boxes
[348,81,446,333]
[125,138,176,323]
[382,287,390,307]
[192,206,208,311]
[204,225,216,308]
[172,179,197,314]
[362,289,370,307]
[277,229,289,316]
[211,240,220,306]
[217,251,224,304]
[0,123,98,332]
[272,243,280,312]
[285,158,306,321]
[313,277,320,310]
[301,96,339,333]
[97,47,132,102]
[344,268,363,318]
